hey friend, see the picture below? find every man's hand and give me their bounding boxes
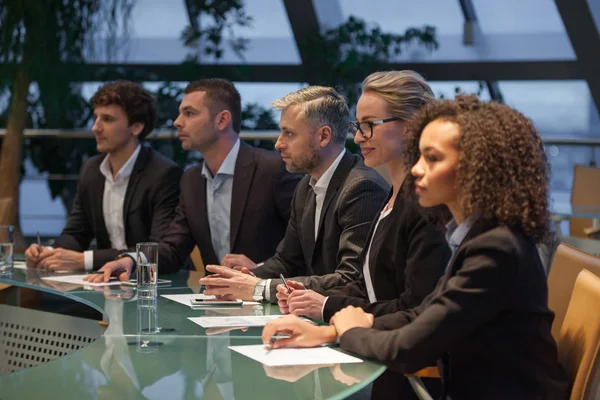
[330,306,374,337]
[220,254,258,271]
[287,289,326,320]
[25,244,53,268]
[275,280,305,314]
[37,248,84,271]
[84,258,134,283]
[199,265,260,301]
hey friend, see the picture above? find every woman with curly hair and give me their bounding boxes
[263,95,569,399]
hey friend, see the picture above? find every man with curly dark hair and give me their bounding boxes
[262,95,569,399]
[25,81,182,271]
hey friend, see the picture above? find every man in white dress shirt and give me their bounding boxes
[25,81,182,271]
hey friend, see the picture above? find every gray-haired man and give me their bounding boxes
[200,86,389,303]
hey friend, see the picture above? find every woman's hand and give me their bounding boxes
[330,306,374,337]
[262,315,337,349]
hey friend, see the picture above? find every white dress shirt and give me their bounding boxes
[309,148,346,240]
[363,206,393,303]
[83,144,141,270]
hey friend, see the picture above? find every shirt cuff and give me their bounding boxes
[84,251,93,271]
[321,296,329,321]
[265,279,272,301]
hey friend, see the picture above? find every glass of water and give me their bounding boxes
[136,242,158,300]
[0,225,14,274]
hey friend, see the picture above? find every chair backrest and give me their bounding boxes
[570,165,600,238]
[557,269,600,400]
[190,246,205,277]
[0,198,12,223]
[548,244,600,340]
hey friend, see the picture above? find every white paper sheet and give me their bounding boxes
[12,261,27,270]
[188,315,283,328]
[42,274,125,287]
[161,293,258,307]
[229,344,364,366]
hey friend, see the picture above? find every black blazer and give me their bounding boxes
[253,151,390,297]
[53,145,183,270]
[158,141,302,273]
[339,220,569,400]
[322,189,450,321]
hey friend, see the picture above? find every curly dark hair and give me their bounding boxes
[90,80,157,140]
[404,94,550,243]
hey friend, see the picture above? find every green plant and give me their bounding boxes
[301,16,438,106]
[0,0,134,243]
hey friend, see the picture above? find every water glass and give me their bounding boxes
[136,298,159,353]
[0,225,14,274]
[136,242,158,299]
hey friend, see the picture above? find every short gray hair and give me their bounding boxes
[272,86,350,143]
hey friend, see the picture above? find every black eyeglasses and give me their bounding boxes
[350,117,401,139]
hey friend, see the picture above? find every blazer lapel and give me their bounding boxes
[301,185,317,266]
[230,142,256,251]
[309,151,357,264]
[195,170,218,264]
[122,146,149,231]
[442,219,493,280]
[92,163,109,247]
[315,151,357,242]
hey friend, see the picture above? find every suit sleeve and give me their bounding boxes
[285,178,388,294]
[155,174,199,274]
[53,175,94,252]
[339,236,520,373]
[146,165,183,243]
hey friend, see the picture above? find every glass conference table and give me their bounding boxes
[0,268,385,399]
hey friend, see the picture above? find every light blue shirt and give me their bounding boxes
[201,139,241,263]
[444,216,477,268]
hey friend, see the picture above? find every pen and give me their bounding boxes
[87,268,127,276]
[36,231,42,252]
[279,273,294,293]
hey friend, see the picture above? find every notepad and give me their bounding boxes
[42,275,125,287]
[161,293,258,307]
[188,315,283,328]
[229,344,363,366]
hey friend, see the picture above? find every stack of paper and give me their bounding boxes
[229,344,363,366]
[188,315,282,328]
[42,275,125,286]
[161,293,258,307]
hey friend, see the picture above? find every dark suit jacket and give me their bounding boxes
[158,141,302,273]
[339,221,569,400]
[253,151,390,298]
[322,189,450,321]
[53,145,183,270]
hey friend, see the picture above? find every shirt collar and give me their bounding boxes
[310,148,346,192]
[201,138,240,180]
[445,215,477,252]
[100,144,142,183]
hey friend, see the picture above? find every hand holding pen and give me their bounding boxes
[275,277,306,314]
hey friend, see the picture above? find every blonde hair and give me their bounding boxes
[272,86,350,143]
[362,70,434,120]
